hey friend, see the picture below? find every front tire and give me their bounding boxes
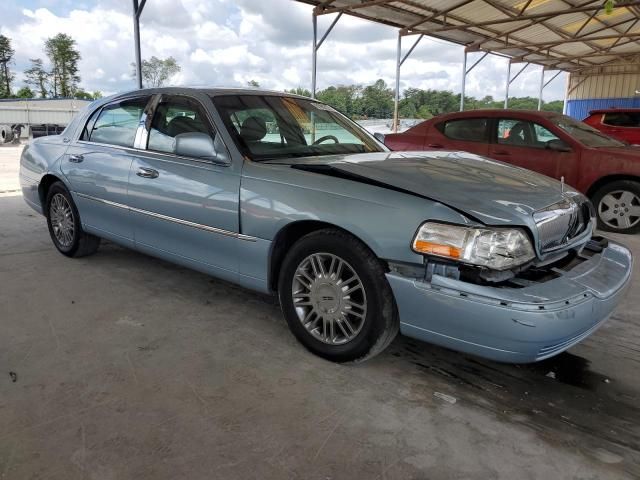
[45,181,100,257]
[278,228,398,363]
[592,180,640,234]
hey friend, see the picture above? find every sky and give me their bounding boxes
[1,0,567,101]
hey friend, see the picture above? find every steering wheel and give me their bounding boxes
[313,135,339,145]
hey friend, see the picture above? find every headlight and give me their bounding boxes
[412,222,535,270]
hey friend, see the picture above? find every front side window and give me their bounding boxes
[81,96,149,147]
[212,95,383,161]
[497,119,560,148]
[438,118,487,142]
[603,112,640,127]
[147,95,222,159]
[551,114,626,148]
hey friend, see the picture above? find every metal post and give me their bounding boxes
[537,66,545,111]
[132,0,146,89]
[563,72,570,114]
[311,13,317,99]
[460,49,467,112]
[393,33,401,133]
[504,61,511,109]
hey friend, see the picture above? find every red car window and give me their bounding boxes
[602,112,640,127]
[437,118,487,142]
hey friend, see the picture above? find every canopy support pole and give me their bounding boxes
[132,0,147,89]
[311,11,343,98]
[460,50,489,111]
[393,33,423,132]
[537,66,546,110]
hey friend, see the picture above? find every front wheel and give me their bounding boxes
[278,228,398,363]
[592,180,640,234]
[45,181,101,257]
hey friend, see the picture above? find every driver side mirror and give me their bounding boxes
[546,139,571,153]
[174,132,228,163]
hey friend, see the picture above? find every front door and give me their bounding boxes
[126,94,241,280]
[62,95,151,246]
[488,118,575,182]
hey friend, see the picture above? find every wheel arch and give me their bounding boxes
[267,220,384,293]
[38,173,66,209]
[586,174,640,199]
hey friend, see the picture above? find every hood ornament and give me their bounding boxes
[560,176,565,195]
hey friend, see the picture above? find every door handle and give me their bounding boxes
[493,150,510,156]
[69,154,84,163]
[427,143,443,148]
[136,167,159,179]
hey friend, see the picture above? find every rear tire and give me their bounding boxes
[278,228,398,363]
[45,181,100,257]
[592,180,640,234]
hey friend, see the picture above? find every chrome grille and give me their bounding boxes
[534,195,593,253]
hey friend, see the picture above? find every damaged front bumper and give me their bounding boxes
[386,238,632,363]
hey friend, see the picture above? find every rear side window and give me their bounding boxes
[81,97,150,147]
[437,118,487,142]
[602,112,640,127]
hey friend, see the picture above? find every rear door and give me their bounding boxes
[487,117,574,180]
[432,117,490,156]
[62,95,151,246]
[126,93,241,280]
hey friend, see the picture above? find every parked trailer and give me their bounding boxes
[0,98,91,143]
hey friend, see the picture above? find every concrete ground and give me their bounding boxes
[1,145,639,479]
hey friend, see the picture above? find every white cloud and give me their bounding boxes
[0,0,566,100]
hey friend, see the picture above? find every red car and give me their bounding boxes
[382,109,640,234]
[583,108,640,146]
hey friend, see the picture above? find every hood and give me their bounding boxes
[586,145,640,159]
[270,151,571,226]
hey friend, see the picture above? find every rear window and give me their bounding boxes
[602,112,640,127]
[437,118,487,142]
[81,97,150,147]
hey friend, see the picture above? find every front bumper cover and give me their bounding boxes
[387,239,632,363]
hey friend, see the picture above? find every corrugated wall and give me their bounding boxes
[565,65,639,119]
[566,96,640,120]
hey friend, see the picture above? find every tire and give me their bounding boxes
[45,181,101,257]
[278,228,399,363]
[592,180,640,234]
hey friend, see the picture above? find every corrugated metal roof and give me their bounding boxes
[298,0,640,72]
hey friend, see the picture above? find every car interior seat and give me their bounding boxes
[240,116,267,143]
[505,122,531,146]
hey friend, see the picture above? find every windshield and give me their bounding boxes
[211,94,384,161]
[551,114,626,148]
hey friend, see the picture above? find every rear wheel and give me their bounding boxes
[45,181,100,257]
[278,228,398,363]
[592,180,640,234]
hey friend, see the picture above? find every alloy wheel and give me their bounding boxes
[292,253,367,345]
[50,193,75,247]
[598,190,640,230]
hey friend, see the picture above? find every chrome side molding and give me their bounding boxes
[74,192,257,242]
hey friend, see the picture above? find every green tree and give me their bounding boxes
[358,79,394,118]
[16,86,34,98]
[45,33,81,97]
[247,79,260,88]
[91,90,103,100]
[131,56,180,88]
[316,85,361,116]
[73,89,94,100]
[24,58,50,98]
[0,35,15,98]
[285,86,312,97]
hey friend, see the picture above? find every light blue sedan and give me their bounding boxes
[20,88,632,363]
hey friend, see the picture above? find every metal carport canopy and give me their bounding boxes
[295,0,640,129]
